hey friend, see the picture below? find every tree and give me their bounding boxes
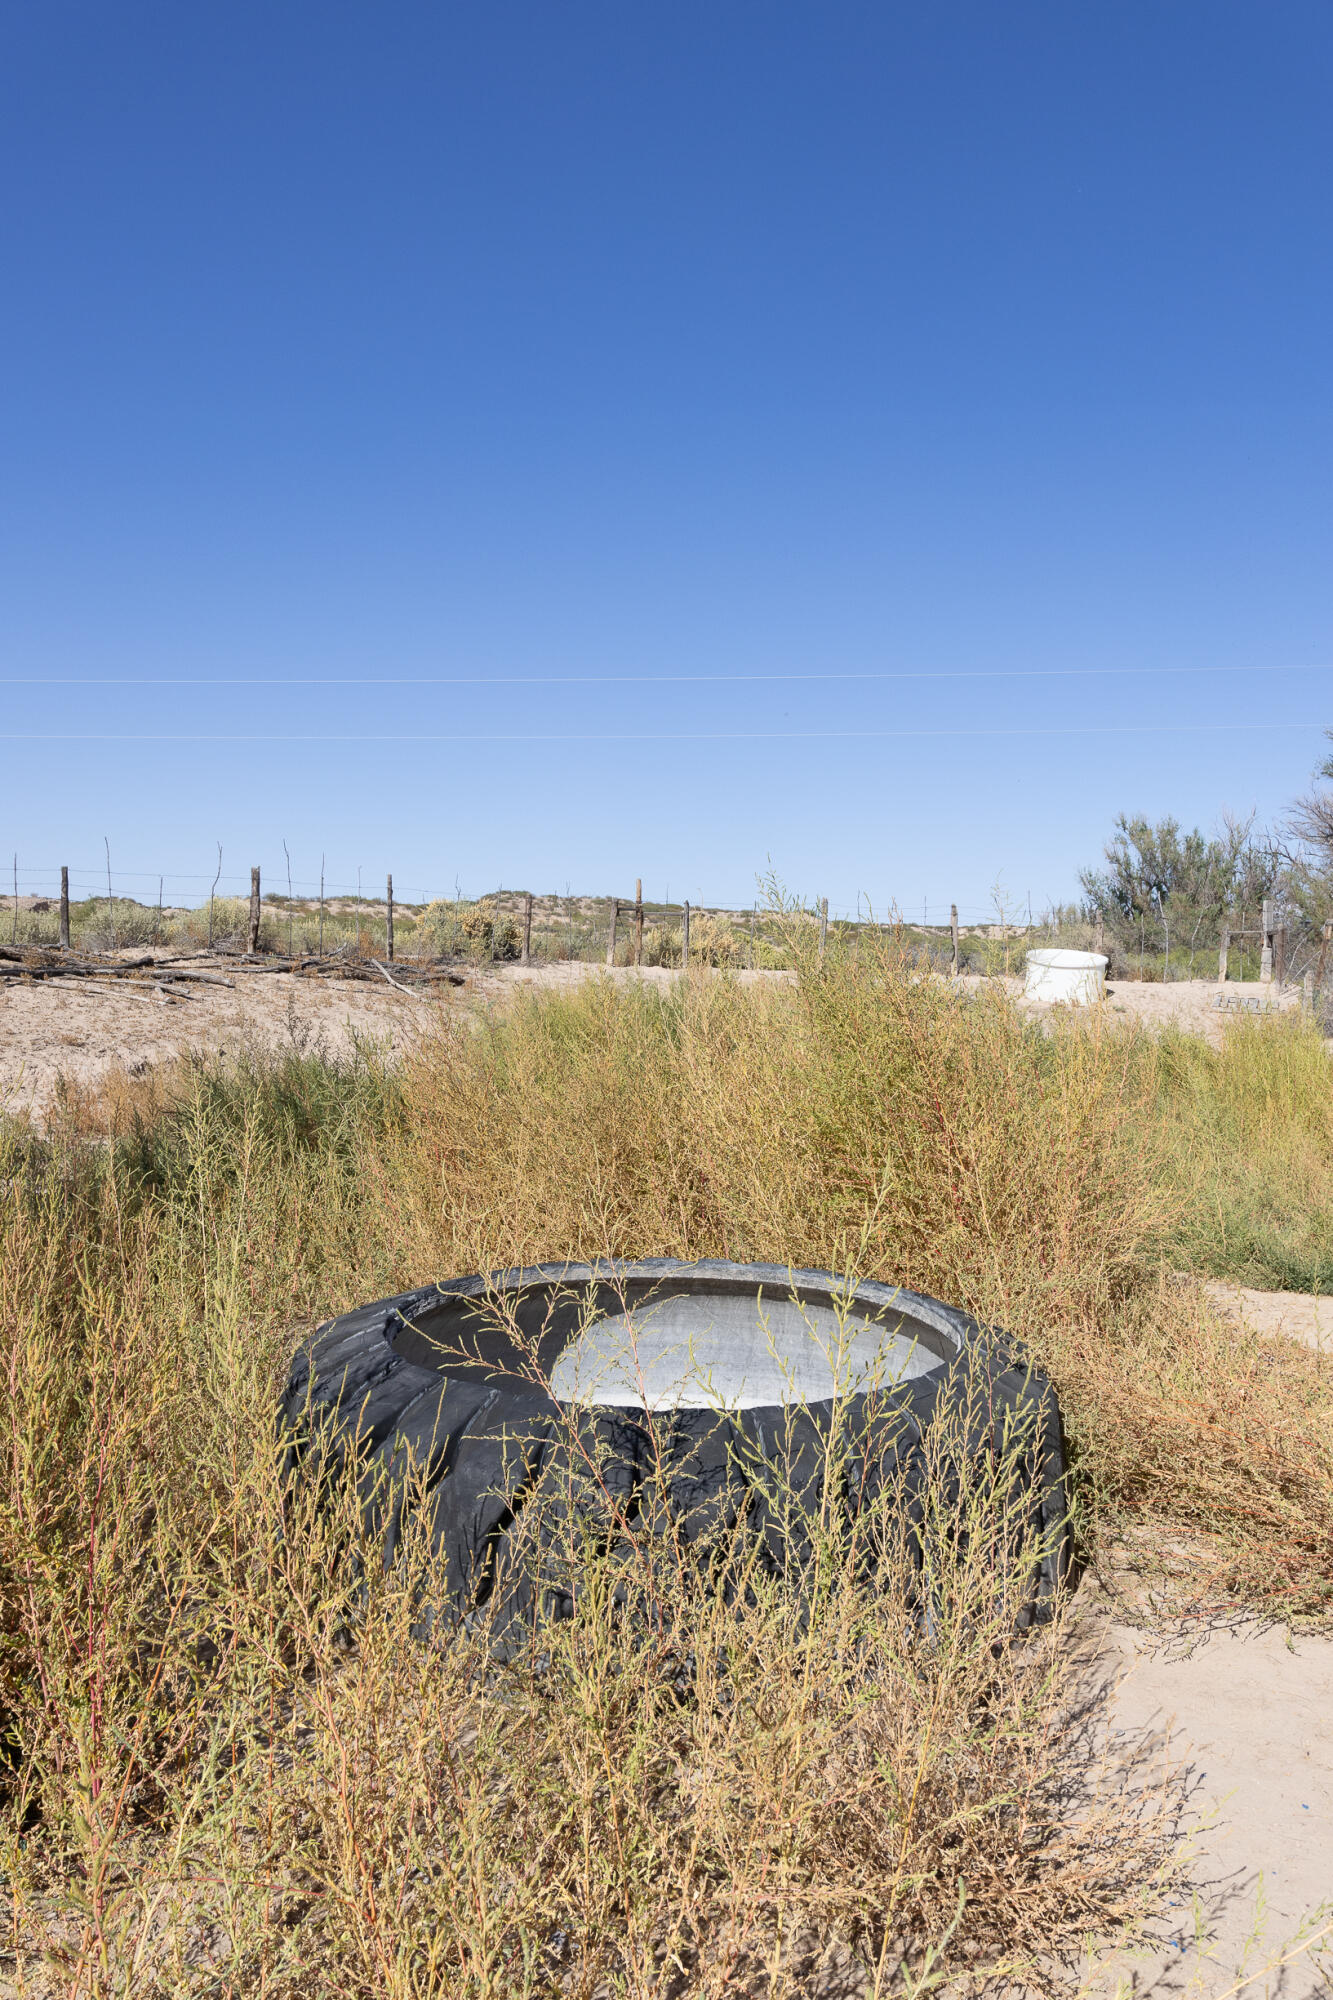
[1282,730,1333,931]
[1079,811,1277,954]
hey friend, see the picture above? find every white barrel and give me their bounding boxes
[1023,948,1108,1005]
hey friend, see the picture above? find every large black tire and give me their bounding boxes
[280,1259,1072,1638]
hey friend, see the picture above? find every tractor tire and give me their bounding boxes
[280,1259,1072,1640]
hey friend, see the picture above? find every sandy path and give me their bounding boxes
[0,967,431,1123]
[1079,1614,1333,1997]
[962,973,1305,1048]
[1204,1280,1333,1355]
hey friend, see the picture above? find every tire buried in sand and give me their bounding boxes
[279,1259,1072,1640]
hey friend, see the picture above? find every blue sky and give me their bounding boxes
[2,3,1330,919]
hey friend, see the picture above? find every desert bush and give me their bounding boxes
[70,896,168,951]
[1155,1013,1333,1292]
[163,895,283,952]
[4,939,1332,1989]
[642,909,747,967]
[4,908,61,947]
[419,896,520,960]
[0,1088,1176,1993]
[367,936,1332,1608]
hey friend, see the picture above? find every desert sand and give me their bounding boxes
[0,965,425,1124]
[1204,1280,1333,1356]
[1071,1610,1333,1997]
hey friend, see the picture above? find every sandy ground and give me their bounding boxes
[0,966,429,1123]
[1077,1612,1333,1997]
[1204,1280,1333,1356]
[996,973,1304,1048]
[1080,1277,1332,1995]
[1084,976,1304,1047]
[0,959,789,1123]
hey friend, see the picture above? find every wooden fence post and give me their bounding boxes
[950,902,960,976]
[248,867,261,956]
[749,906,755,969]
[386,874,394,962]
[606,899,619,966]
[522,893,533,965]
[104,837,116,949]
[1217,926,1229,986]
[682,900,690,970]
[59,866,70,950]
[819,898,828,961]
[1275,923,1287,989]
[208,844,222,952]
[318,857,325,958]
[1260,898,1274,984]
[634,879,644,967]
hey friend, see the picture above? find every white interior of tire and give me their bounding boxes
[547,1292,947,1411]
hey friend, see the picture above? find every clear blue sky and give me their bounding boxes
[2,3,1330,919]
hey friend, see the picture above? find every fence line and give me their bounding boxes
[0,859,1052,928]
[3,857,1329,991]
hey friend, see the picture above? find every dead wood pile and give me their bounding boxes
[0,945,465,1004]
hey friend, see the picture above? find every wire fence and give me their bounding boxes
[2,852,1329,990]
[0,856,1014,927]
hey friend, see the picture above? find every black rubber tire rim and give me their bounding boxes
[280,1258,1072,1637]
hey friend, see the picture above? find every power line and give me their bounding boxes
[1,662,1329,688]
[0,720,1326,744]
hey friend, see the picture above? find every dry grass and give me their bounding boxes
[1,923,1330,1993]
[1156,1012,1333,1292]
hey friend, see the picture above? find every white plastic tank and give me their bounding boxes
[1023,947,1108,1006]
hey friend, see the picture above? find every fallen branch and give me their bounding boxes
[52,980,185,1004]
[152,969,235,989]
[368,958,428,1000]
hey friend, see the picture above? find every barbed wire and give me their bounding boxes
[0,861,1066,927]
[2,661,1329,687]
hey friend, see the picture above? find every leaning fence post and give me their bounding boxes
[682,900,690,970]
[606,899,619,966]
[1260,898,1274,984]
[522,893,533,965]
[386,874,394,962]
[950,902,960,976]
[59,866,70,950]
[634,879,644,967]
[819,898,828,961]
[1275,923,1287,990]
[1218,926,1229,985]
[248,866,261,956]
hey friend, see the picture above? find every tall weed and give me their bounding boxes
[2,936,1330,1990]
